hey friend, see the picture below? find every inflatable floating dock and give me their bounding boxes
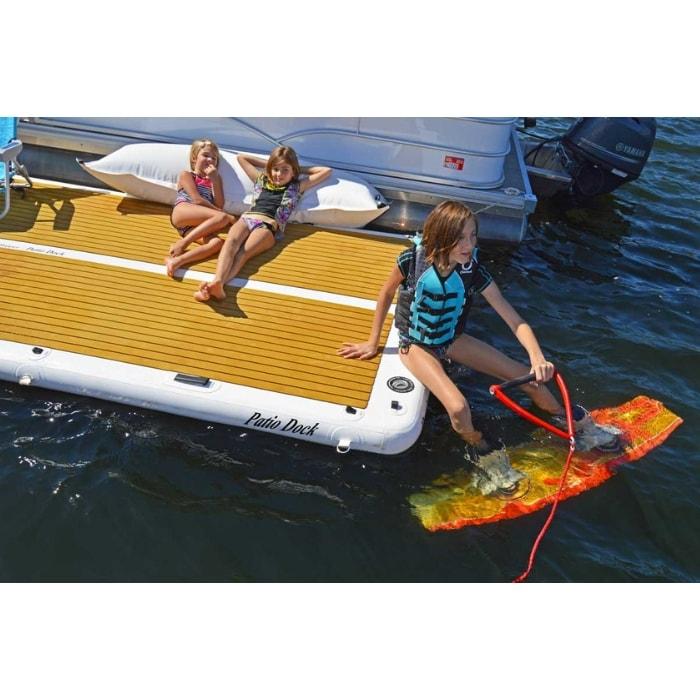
[0,181,428,454]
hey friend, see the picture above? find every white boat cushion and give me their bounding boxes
[79,143,389,228]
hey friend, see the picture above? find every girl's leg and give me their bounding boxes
[164,234,224,277]
[446,334,562,414]
[169,204,234,254]
[195,227,276,302]
[226,226,275,281]
[399,343,483,445]
[194,218,253,302]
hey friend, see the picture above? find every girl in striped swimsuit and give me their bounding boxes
[165,139,236,277]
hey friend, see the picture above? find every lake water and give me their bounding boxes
[1,118,698,583]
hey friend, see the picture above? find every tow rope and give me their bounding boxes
[489,370,575,582]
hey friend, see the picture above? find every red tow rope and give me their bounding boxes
[489,370,576,583]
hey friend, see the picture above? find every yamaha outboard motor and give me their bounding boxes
[560,118,656,197]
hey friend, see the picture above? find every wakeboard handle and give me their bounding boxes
[489,370,575,443]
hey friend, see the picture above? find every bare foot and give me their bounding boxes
[194,281,226,302]
[193,282,211,302]
[206,280,226,301]
[164,255,180,278]
[165,255,180,277]
[194,280,226,302]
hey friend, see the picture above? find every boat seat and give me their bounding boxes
[0,117,32,220]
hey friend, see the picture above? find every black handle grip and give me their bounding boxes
[494,373,536,392]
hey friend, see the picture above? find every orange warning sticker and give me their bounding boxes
[444,156,464,170]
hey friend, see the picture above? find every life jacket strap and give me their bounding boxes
[411,326,453,341]
[422,289,459,302]
[413,309,458,328]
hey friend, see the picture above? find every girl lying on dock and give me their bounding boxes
[165,139,235,277]
[194,146,331,302]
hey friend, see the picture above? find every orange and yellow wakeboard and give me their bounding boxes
[409,396,682,531]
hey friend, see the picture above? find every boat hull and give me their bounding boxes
[17,117,537,243]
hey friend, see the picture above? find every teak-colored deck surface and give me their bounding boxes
[0,184,403,300]
[0,183,408,408]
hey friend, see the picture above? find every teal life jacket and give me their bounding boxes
[395,240,487,347]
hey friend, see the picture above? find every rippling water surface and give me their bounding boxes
[1,118,698,582]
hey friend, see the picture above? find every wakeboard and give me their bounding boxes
[409,395,683,531]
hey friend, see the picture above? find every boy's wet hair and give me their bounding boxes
[189,139,221,169]
[266,145,301,180]
[422,200,479,266]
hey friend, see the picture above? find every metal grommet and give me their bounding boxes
[387,376,415,393]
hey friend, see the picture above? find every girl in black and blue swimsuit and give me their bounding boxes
[339,200,619,464]
[194,146,331,302]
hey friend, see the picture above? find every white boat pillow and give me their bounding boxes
[79,143,389,228]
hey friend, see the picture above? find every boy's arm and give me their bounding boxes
[338,265,404,360]
[482,281,555,382]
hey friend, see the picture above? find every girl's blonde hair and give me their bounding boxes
[265,145,301,180]
[422,200,479,267]
[189,139,221,169]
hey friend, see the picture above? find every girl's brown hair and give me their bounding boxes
[422,200,479,267]
[189,139,220,169]
[265,145,301,180]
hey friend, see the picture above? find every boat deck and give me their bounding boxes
[0,182,408,409]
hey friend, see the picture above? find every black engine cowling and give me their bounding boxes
[561,118,656,197]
